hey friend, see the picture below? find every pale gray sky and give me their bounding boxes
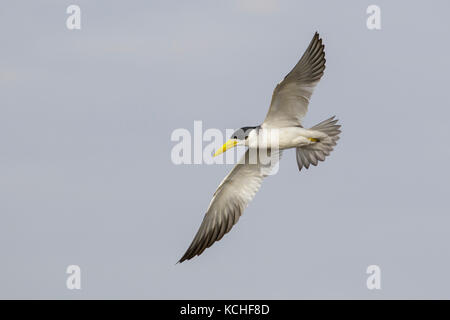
[1,0,450,299]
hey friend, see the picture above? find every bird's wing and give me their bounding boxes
[262,32,326,128]
[178,149,282,263]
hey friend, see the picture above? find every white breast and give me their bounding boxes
[247,127,312,150]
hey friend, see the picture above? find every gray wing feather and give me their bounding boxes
[263,32,326,128]
[178,149,282,263]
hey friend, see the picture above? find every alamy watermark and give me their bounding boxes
[366,265,381,290]
[66,265,81,290]
[170,121,281,174]
[66,5,81,30]
[366,5,381,30]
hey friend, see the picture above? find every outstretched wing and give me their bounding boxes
[178,149,282,263]
[262,32,326,128]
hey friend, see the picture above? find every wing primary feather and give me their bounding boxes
[263,32,327,128]
[178,150,282,263]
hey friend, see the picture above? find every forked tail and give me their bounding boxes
[296,116,341,171]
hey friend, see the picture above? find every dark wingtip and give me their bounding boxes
[177,252,192,264]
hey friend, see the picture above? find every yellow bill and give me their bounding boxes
[214,139,238,157]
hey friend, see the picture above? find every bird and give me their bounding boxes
[178,32,341,263]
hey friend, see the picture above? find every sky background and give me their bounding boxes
[1,0,450,299]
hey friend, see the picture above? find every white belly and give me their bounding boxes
[247,127,318,150]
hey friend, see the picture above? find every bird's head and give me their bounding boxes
[214,126,259,157]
